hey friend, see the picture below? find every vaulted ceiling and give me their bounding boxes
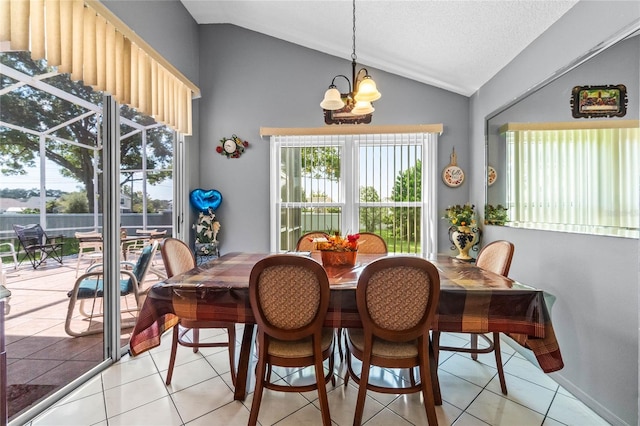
[180,0,578,96]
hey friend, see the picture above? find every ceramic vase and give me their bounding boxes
[451,226,477,260]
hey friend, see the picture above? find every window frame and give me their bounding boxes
[269,130,440,258]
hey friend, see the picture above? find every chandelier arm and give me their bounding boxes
[331,74,352,95]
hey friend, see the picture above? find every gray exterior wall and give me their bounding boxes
[105,1,639,424]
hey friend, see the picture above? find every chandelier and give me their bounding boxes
[320,0,381,124]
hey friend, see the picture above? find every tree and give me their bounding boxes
[0,52,173,213]
[390,160,422,240]
[58,192,89,213]
[300,147,340,181]
[359,186,382,232]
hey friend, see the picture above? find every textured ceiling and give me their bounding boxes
[180,0,578,96]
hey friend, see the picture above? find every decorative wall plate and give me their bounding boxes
[488,166,497,186]
[442,148,465,187]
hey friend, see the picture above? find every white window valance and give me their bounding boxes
[0,0,199,135]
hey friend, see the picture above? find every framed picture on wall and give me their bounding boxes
[570,84,627,118]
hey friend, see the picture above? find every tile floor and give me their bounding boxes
[27,328,610,426]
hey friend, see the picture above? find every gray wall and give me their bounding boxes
[471,2,640,425]
[197,24,469,254]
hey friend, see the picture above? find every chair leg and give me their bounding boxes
[429,337,442,406]
[336,327,344,360]
[314,349,331,426]
[419,345,439,426]
[248,341,267,426]
[227,325,236,385]
[192,328,200,353]
[165,325,180,385]
[75,253,82,277]
[471,333,479,360]
[432,331,440,365]
[493,332,508,394]
[409,366,416,386]
[353,351,372,426]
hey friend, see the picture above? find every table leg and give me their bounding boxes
[233,324,256,401]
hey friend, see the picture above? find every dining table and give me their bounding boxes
[129,252,564,401]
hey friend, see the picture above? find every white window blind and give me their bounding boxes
[269,130,439,257]
[506,124,639,235]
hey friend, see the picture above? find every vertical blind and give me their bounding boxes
[505,123,639,231]
[267,126,441,257]
[0,0,198,135]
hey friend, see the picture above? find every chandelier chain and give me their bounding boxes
[351,0,357,62]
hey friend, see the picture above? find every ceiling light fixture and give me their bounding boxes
[320,0,381,125]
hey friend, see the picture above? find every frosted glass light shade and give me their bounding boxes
[320,87,345,110]
[351,100,374,115]
[354,76,381,102]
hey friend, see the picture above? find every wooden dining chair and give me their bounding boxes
[336,231,388,360]
[295,231,329,251]
[355,232,388,254]
[160,238,236,386]
[433,239,515,395]
[248,254,335,426]
[344,256,441,425]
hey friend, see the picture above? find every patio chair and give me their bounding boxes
[64,240,159,337]
[343,256,441,425]
[75,231,103,277]
[13,224,64,269]
[248,254,335,426]
[160,237,236,386]
[432,240,515,395]
[0,240,18,269]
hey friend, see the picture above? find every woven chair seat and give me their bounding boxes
[346,329,419,358]
[267,328,334,358]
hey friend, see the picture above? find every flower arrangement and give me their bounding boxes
[485,204,509,225]
[193,208,221,243]
[316,232,360,252]
[443,203,477,229]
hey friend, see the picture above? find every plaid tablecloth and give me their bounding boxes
[130,252,563,373]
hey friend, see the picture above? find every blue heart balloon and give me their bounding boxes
[190,189,222,212]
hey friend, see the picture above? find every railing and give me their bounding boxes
[0,213,172,264]
[0,212,172,239]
